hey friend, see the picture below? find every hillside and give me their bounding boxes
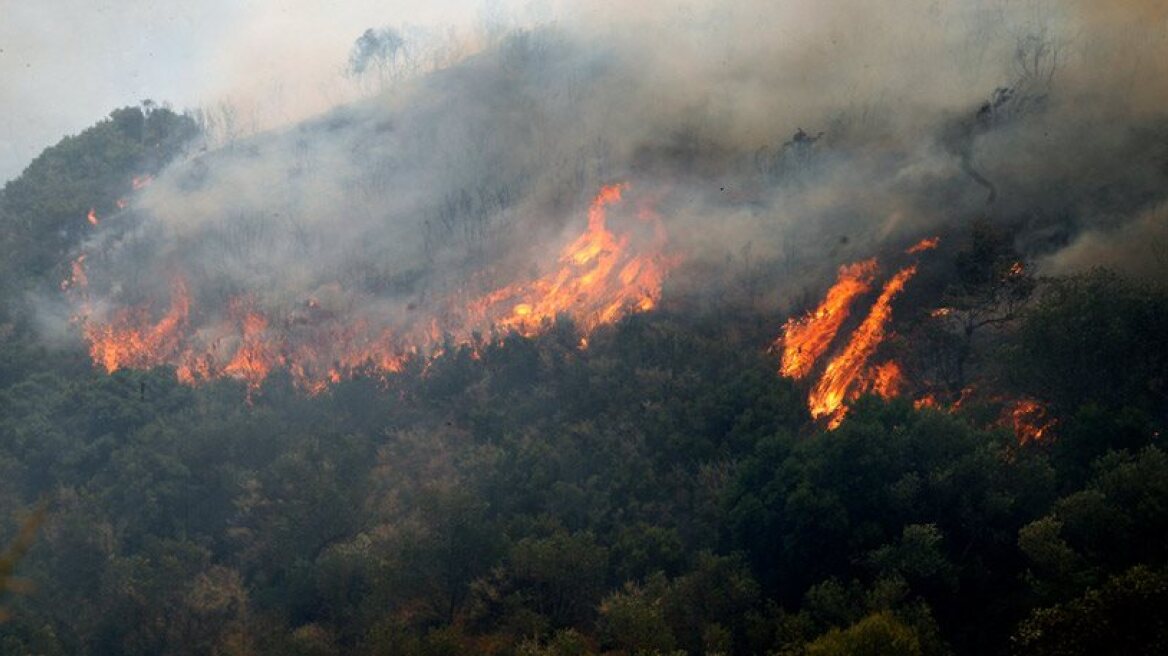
[2,20,1168,656]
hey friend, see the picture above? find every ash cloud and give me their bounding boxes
[50,0,1168,363]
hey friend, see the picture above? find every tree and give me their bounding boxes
[805,611,924,656]
[1008,269,1168,415]
[348,28,410,91]
[1012,566,1168,656]
[597,579,676,654]
[930,221,1034,394]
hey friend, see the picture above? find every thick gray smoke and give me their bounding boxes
[51,0,1168,368]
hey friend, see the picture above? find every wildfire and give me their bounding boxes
[809,265,918,427]
[906,236,939,254]
[868,360,904,399]
[221,309,282,391]
[85,278,191,374]
[73,184,671,394]
[86,208,98,226]
[914,394,938,410]
[468,183,668,336]
[1005,398,1055,444]
[777,259,877,379]
[774,236,939,428]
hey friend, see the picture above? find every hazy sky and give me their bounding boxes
[0,0,509,183]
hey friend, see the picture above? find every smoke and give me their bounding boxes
[1040,204,1168,279]
[42,0,1168,381]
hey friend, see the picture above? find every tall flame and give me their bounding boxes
[468,183,668,336]
[221,308,282,391]
[777,259,877,379]
[775,237,937,429]
[808,265,918,427]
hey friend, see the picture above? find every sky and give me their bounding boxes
[0,0,511,183]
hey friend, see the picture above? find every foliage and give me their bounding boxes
[804,611,923,656]
[0,111,1167,656]
[0,104,198,289]
[1012,566,1168,656]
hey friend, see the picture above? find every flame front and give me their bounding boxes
[85,278,191,374]
[777,259,877,379]
[72,184,672,393]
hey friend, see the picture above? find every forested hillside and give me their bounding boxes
[3,12,1168,654]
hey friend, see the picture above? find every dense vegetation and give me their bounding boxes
[1,107,1166,656]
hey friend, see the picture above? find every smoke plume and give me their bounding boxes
[47,0,1168,389]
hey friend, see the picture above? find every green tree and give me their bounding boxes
[805,611,924,656]
[1012,566,1168,656]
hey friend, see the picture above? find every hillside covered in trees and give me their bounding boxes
[4,8,1168,655]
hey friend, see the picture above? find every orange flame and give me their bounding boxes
[778,259,877,379]
[86,208,98,226]
[868,360,904,399]
[809,265,918,427]
[75,184,671,394]
[914,394,938,410]
[85,278,191,374]
[1005,398,1054,444]
[131,175,154,190]
[468,183,669,336]
[906,236,939,254]
[221,308,282,391]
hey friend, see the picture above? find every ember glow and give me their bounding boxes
[1005,398,1055,444]
[71,184,671,393]
[913,394,938,410]
[777,259,877,379]
[86,208,98,226]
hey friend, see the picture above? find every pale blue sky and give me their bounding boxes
[0,0,526,182]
